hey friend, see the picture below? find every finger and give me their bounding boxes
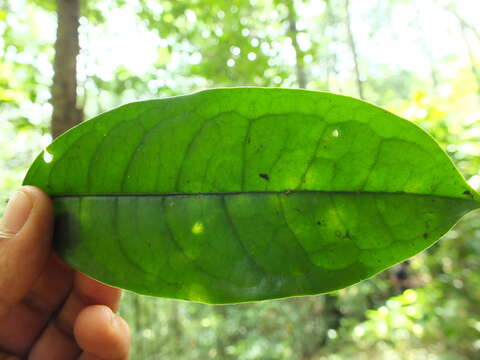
[0,187,54,356]
[23,253,73,317]
[75,305,130,360]
[0,253,73,356]
[0,186,53,314]
[0,351,19,360]
[28,273,122,359]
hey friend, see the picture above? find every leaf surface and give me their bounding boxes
[24,88,479,303]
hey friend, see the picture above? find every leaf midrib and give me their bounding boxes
[50,190,480,204]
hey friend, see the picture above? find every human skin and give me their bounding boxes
[0,186,131,360]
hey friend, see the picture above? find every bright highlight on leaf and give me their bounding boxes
[192,221,204,235]
[42,149,53,163]
[24,87,480,304]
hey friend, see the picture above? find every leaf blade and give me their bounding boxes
[24,87,480,303]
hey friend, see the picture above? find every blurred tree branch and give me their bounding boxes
[458,24,480,101]
[325,0,341,93]
[344,0,364,99]
[445,5,480,102]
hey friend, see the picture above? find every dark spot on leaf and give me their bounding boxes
[463,190,472,196]
[259,173,270,181]
[54,212,80,255]
[247,137,251,144]
[423,233,428,239]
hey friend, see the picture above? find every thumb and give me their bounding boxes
[0,186,54,316]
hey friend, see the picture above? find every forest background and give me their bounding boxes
[1,0,480,359]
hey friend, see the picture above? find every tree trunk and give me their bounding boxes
[344,0,364,99]
[51,0,82,138]
[286,0,307,89]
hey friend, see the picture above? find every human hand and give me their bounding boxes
[0,186,130,360]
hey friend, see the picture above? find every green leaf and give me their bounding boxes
[24,88,479,304]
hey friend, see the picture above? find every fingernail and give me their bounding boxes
[0,190,33,238]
